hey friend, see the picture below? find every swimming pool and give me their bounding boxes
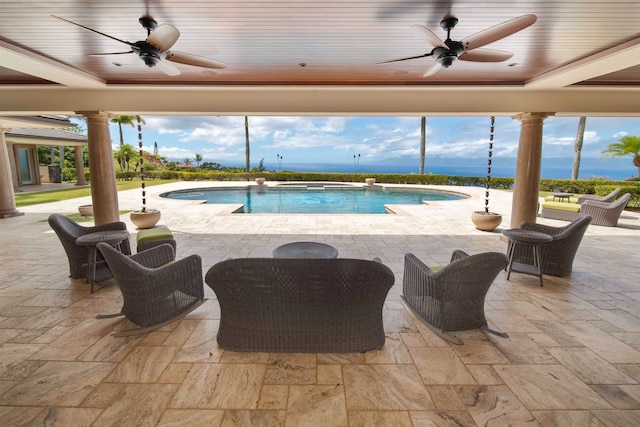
[160,184,467,214]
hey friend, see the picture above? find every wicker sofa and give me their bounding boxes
[205,257,395,353]
[541,192,630,227]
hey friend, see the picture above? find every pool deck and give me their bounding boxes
[2,181,640,425]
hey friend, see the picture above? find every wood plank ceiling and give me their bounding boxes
[1,0,639,87]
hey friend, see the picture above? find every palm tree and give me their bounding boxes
[183,158,193,167]
[244,116,250,172]
[194,153,203,167]
[113,144,139,172]
[110,115,141,147]
[602,135,640,176]
[572,116,587,180]
[419,116,426,174]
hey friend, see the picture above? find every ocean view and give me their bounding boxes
[261,156,635,181]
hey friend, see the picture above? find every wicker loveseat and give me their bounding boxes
[205,257,395,353]
[541,193,630,227]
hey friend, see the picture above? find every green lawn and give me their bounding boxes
[15,179,177,207]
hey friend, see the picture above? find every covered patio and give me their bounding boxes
[1,1,640,425]
[1,182,639,425]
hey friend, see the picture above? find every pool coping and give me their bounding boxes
[155,182,475,216]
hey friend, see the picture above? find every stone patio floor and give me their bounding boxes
[1,181,640,426]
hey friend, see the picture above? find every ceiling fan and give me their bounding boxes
[52,15,226,76]
[381,14,537,77]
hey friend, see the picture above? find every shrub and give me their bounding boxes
[62,167,76,182]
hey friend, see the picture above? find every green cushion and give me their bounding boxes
[541,201,581,212]
[137,226,174,243]
[544,195,578,203]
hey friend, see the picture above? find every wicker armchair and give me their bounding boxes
[205,257,395,353]
[541,193,630,227]
[96,242,205,337]
[48,213,131,281]
[580,193,630,227]
[577,187,620,204]
[514,215,592,277]
[402,250,508,345]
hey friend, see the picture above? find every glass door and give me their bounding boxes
[17,148,34,184]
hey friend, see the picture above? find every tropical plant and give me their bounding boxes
[113,144,139,172]
[251,158,266,172]
[194,153,203,167]
[110,115,140,146]
[602,135,640,176]
[183,158,193,167]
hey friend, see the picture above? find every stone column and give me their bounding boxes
[59,146,65,170]
[74,146,87,186]
[510,113,552,228]
[82,112,119,225]
[0,130,23,218]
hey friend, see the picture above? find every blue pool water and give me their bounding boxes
[160,185,466,214]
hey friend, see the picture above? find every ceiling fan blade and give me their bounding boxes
[52,15,134,47]
[154,59,181,76]
[165,51,226,69]
[146,24,180,52]
[411,25,446,47]
[378,53,432,64]
[460,48,513,62]
[462,14,537,51]
[422,62,442,77]
[89,51,134,56]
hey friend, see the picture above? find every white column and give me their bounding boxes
[0,130,23,218]
[82,112,119,225]
[510,112,552,228]
[74,146,87,186]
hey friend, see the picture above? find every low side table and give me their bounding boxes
[502,229,553,287]
[273,242,338,259]
[551,192,573,203]
[76,230,130,293]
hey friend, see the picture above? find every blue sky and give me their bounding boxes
[106,115,639,175]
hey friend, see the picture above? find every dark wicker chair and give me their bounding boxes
[512,215,592,277]
[48,213,132,282]
[205,257,395,353]
[402,250,509,345]
[96,242,205,337]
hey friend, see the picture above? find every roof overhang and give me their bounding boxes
[0,85,638,117]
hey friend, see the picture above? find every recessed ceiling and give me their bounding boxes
[0,1,639,116]
[1,0,639,86]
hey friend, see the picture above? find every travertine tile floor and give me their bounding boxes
[2,181,640,426]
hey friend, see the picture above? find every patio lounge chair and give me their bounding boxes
[510,215,592,277]
[48,213,132,281]
[541,193,630,226]
[96,242,205,337]
[205,257,394,353]
[577,187,620,204]
[402,250,509,345]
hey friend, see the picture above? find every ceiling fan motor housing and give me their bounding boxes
[132,41,162,67]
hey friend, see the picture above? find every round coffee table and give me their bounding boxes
[76,230,130,292]
[551,192,573,203]
[502,229,553,287]
[273,242,338,259]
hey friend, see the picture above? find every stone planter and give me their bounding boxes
[78,204,93,217]
[365,178,376,186]
[471,211,502,232]
[255,177,266,185]
[130,209,161,229]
